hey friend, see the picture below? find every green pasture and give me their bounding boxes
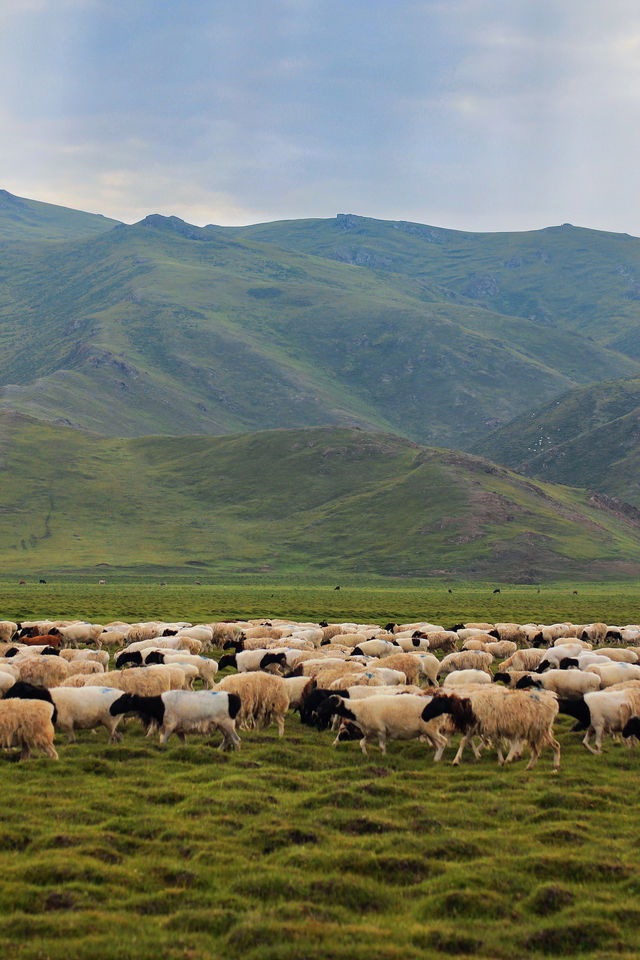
[3,584,640,959]
[2,578,640,628]
[1,707,639,959]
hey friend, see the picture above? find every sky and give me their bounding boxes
[1,0,640,233]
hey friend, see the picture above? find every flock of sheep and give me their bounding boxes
[1,615,640,770]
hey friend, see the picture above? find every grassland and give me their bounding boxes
[4,579,640,629]
[477,377,640,507]
[3,584,640,958]
[3,416,640,583]
[3,710,640,960]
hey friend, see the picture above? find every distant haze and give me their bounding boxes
[2,0,640,234]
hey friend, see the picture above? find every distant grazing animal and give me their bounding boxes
[493,588,501,594]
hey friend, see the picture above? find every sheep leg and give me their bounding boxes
[276,714,285,737]
[359,736,369,756]
[432,731,448,762]
[452,732,472,765]
[549,734,561,770]
[525,742,540,770]
[471,736,486,759]
[583,727,601,754]
[503,740,523,765]
[377,732,387,755]
[158,725,174,745]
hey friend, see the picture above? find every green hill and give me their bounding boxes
[0,189,120,241]
[231,214,640,353]
[2,413,640,581]
[1,197,640,447]
[475,378,640,506]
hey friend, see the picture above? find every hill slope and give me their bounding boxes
[2,199,640,447]
[2,414,640,581]
[231,214,640,352]
[0,189,120,241]
[476,378,640,506]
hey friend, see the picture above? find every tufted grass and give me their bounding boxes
[2,586,640,957]
[0,700,640,957]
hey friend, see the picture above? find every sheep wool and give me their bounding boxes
[216,672,289,736]
[0,700,58,760]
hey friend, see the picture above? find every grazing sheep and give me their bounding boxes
[59,649,110,668]
[316,694,449,759]
[66,660,104,677]
[417,653,440,687]
[110,690,241,749]
[16,657,69,688]
[282,676,316,712]
[552,636,592,649]
[500,649,547,672]
[84,668,171,697]
[0,622,17,643]
[489,623,528,645]
[217,650,286,675]
[516,669,600,699]
[493,670,533,688]
[143,652,219,687]
[216,672,289,736]
[421,687,561,770]
[596,648,638,664]
[50,687,127,742]
[371,653,422,685]
[50,623,104,647]
[438,651,493,677]
[579,687,640,753]
[0,699,58,760]
[584,662,640,688]
[579,622,608,646]
[443,669,492,688]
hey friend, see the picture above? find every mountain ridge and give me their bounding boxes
[2,193,640,447]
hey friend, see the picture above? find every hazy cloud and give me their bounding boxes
[1,0,640,232]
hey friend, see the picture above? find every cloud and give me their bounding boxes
[1,0,640,233]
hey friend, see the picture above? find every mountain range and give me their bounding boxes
[2,190,640,449]
[1,188,640,578]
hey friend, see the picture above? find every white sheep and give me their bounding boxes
[110,689,241,749]
[516,669,600,698]
[585,662,640,688]
[0,621,17,643]
[438,651,493,677]
[320,693,449,758]
[49,686,128,742]
[581,687,640,753]
[443,669,492,688]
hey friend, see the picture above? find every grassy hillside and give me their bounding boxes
[476,378,640,506]
[0,189,119,241]
[2,414,640,581]
[2,198,640,447]
[233,214,640,351]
